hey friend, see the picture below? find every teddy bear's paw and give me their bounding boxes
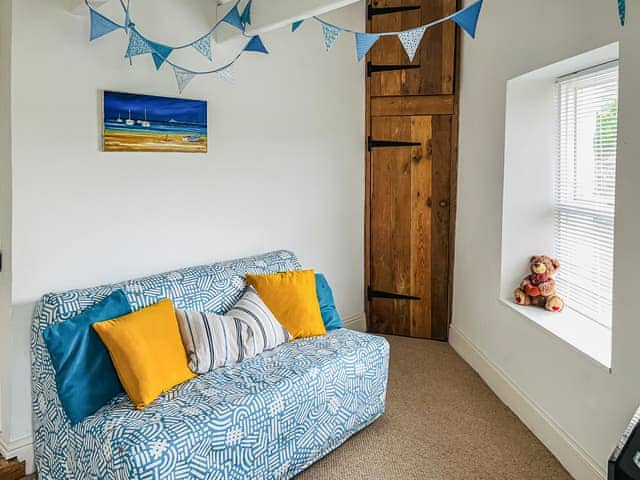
[514,289,530,305]
[545,296,564,313]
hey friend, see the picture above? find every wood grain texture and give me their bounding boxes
[371,95,454,116]
[368,0,456,96]
[0,456,26,480]
[369,116,437,337]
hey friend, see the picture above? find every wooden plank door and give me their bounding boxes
[369,0,457,96]
[367,115,452,339]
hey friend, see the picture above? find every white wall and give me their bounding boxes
[452,0,640,478]
[0,0,13,449]
[3,0,365,468]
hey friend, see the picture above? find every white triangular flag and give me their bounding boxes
[322,24,341,51]
[192,35,212,61]
[173,66,195,93]
[397,26,427,62]
[215,65,234,83]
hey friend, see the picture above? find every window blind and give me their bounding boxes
[555,62,618,329]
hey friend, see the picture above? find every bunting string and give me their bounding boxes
[87,0,485,94]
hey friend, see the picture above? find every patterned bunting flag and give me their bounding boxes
[451,0,483,38]
[244,35,269,54]
[216,65,235,83]
[618,0,626,26]
[222,6,244,31]
[354,32,379,62]
[124,29,151,58]
[292,20,304,32]
[89,9,121,41]
[241,0,252,26]
[192,35,212,61]
[173,66,195,93]
[322,24,341,51]
[397,26,427,62]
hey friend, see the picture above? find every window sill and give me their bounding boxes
[499,298,612,370]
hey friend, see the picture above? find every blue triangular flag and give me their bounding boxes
[292,20,304,32]
[618,0,626,26]
[241,0,252,26]
[192,35,212,61]
[173,66,195,94]
[397,26,427,62]
[451,0,483,38]
[322,24,341,51]
[355,32,379,62]
[90,9,121,41]
[222,6,244,31]
[244,35,269,54]
[125,29,152,58]
[150,41,173,69]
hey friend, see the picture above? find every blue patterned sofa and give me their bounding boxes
[31,250,389,479]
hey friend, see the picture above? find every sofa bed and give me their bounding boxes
[31,250,390,479]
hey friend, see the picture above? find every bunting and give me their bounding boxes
[241,0,252,26]
[192,35,212,61]
[452,0,483,38]
[398,26,426,62]
[322,24,341,51]
[618,0,626,26]
[173,66,195,93]
[89,8,121,41]
[222,6,244,31]
[216,65,235,83]
[244,35,269,54]
[86,0,487,94]
[150,42,173,69]
[355,33,379,62]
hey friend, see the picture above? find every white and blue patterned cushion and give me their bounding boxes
[176,309,253,374]
[226,285,291,354]
[31,250,390,479]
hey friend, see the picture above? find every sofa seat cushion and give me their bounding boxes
[66,328,389,480]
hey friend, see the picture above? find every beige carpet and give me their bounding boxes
[297,335,572,480]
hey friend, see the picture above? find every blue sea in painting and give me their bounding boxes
[103,91,207,152]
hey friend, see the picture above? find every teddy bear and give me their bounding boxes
[514,255,565,312]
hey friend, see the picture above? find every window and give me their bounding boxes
[554,62,618,330]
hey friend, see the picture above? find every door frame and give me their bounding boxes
[363,2,461,339]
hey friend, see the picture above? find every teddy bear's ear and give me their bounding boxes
[552,258,560,269]
[530,256,537,263]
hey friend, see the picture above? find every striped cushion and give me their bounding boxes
[176,310,252,374]
[227,286,291,355]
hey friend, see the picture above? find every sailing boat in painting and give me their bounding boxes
[103,91,207,153]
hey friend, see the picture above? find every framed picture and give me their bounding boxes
[102,91,207,153]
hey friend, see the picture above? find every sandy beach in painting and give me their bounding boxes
[103,91,208,153]
[104,131,207,152]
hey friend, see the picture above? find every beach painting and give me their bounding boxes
[103,91,207,153]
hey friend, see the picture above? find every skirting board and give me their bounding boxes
[449,324,605,480]
[343,312,366,332]
[0,434,34,474]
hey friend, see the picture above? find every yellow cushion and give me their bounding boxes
[92,298,195,409]
[245,270,326,339]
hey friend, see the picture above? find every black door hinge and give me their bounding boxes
[368,286,421,301]
[367,61,421,76]
[368,136,421,152]
[368,4,421,19]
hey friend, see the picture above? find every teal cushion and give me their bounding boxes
[43,290,132,425]
[315,273,344,331]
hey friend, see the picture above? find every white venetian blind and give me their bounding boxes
[554,61,618,329]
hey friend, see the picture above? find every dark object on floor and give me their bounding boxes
[609,406,640,479]
[0,455,25,480]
